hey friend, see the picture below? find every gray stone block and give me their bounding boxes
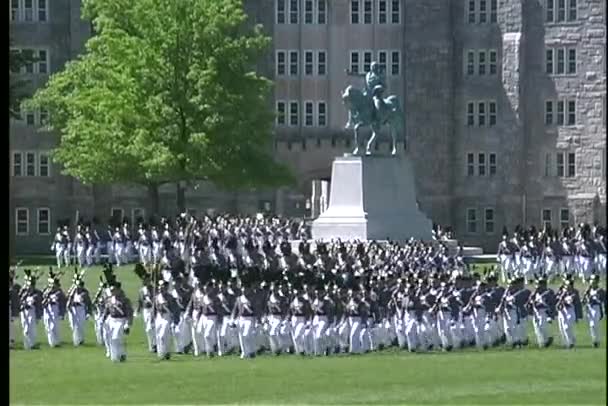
[312,154,433,241]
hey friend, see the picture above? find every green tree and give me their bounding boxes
[26,0,292,213]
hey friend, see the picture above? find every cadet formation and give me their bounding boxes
[9,214,606,362]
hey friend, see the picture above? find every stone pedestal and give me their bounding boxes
[311,154,432,241]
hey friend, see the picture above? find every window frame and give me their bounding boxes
[478,101,486,126]
[350,50,360,74]
[276,100,286,126]
[25,151,36,176]
[378,0,388,24]
[556,152,565,177]
[567,99,576,125]
[467,102,475,126]
[132,208,145,226]
[466,152,475,176]
[289,101,299,127]
[489,153,497,175]
[16,207,29,236]
[466,208,478,234]
[478,152,487,176]
[111,207,124,223]
[489,49,497,75]
[567,152,576,177]
[466,49,475,76]
[317,101,327,127]
[363,0,373,24]
[378,50,388,73]
[351,0,360,24]
[304,50,314,76]
[304,0,314,24]
[289,50,299,76]
[545,100,553,125]
[12,151,23,177]
[317,0,326,24]
[37,207,50,235]
[541,208,553,229]
[391,0,400,24]
[304,100,314,127]
[276,0,286,24]
[363,50,373,73]
[38,151,50,177]
[289,0,299,24]
[489,101,497,126]
[276,50,286,76]
[490,0,497,22]
[317,50,326,76]
[484,208,495,235]
[467,0,476,24]
[390,50,400,76]
[559,207,570,229]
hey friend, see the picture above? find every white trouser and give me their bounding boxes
[142,308,156,351]
[43,305,60,347]
[437,311,453,349]
[20,308,37,350]
[544,258,557,279]
[55,244,65,268]
[502,309,518,344]
[106,242,115,264]
[472,308,488,348]
[191,312,204,356]
[107,316,127,362]
[596,254,606,276]
[498,255,510,282]
[558,307,576,347]
[94,311,105,345]
[68,305,86,346]
[238,316,255,358]
[86,245,95,267]
[291,316,307,354]
[404,311,418,350]
[312,315,329,355]
[279,318,292,351]
[114,243,124,266]
[586,304,602,345]
[139,245,151,266]
[103,318,112,356]
[64,244,72,266]
[348,316,362,354]
[578,257,592,280]
[462,314,475,345]
[153,243,162,264]
[562,256,574,275]
[76,244,86,267]
[173,313,191,353]
[532,308,550,347]
[202,314,219,355]
[393,313,406,348]
[449,314,462,349]
[268,315,283,353]
[155,313,173,358]
[218,316,237,355]
[125,242,133,262]
[337,318,350,351]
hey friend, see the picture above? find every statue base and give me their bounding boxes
[311,154,433,241]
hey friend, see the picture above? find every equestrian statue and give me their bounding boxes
[344,61,404,156]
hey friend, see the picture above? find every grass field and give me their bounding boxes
[9,260,608,405]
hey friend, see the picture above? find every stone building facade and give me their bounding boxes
[10,0,606,254]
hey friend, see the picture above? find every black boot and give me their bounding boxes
[545,337,553,348]
[593,342,599,348]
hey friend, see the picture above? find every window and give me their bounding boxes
[567,49,576,74]
[289,101,299,126]
[276,51,286,75]
[11,0,19,21]
[489,101,497,126]
[546,0,554,21]
[478,102,486,126]
[26,111,35,126]
[490,0,497,22]
[542,209,552,229]
[478,51,486,75]
[38,0,47,22]
[304,0,313,24]
[363,51,373,73]
[132,208,145,225]
[26,152,36,176]
[557,100,564,125]
[468,0,476,23]
[567,152,576,177]
[12,152,22,177]
[466,50,475,76]
[304,51,314,75]
[557,0,565,22]
[304,101,314,126]
[24,0,33,21]
[557,152,565,177]
[391,0,400,23]
[478,153,486,176]
[545,49,553,74]
[23,49,34,73]
[350,51,360,73]
[111,208,124,223]
[351,0,360,24]
[544,153,552,176]
[467,153,475,176]
[479,0,487,23]
[276,101,286,125]
[378,50,388,73]
[467,102,475,126]
[317,0,326,24]
[489,153,497,175]
[556,49,565,74]
[378,0,387,23]
[289,0,298,24]
[560,208,570,229]
[39,108,49,127]
[466,208,478,234]
[39,153,49,177]
[37,49,48,74]
[318,101,327,126]
[489,50,497,74]
[545,101,553,125]
[37,208,50,235]
[391,51,400,75]
[16,208,29,235]
[363,0,372,24]
[289,51,298,76]
[484,208,495,234]
[567,100,576,125]
[317,51,326,75]
[568,0,576,20]
[276,0,286,24]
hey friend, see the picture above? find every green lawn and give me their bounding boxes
[9,261,608,405]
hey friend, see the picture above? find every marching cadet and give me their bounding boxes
[151,226,162,265]
[267,282,288,355]
[42,271,67,348]
[312,285,335,356]
[403,283,420,352]
[19,270,43,350]
[527,277,556,348]
[582,274,605,348]
[200,281,221,357]
[134,266,156,353]
[154,280,180,360]
[62,226,72,267]
[497,233,512,283]
[289,285,312,356]
[113,227,126,267]
[187,280,205,357]
[9,268,22,349]
[345,287,364,354]
[465,281,491,350]
[51,227,66,268]
[486,272,505,346]
[556,278,583,349]
[84,226,98,267]
[231,282,258,359]
[74,225,87,268]
[91,277,108,347]
[66,271,92,347]
[171,275,193,354]
[123,222,133,264]
[137,225,152,267]
[102,282,133,362]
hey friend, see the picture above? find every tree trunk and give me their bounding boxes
[176,182,186,214]
[147,183,160,216]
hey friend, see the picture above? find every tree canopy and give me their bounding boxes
[25,0,292,210]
